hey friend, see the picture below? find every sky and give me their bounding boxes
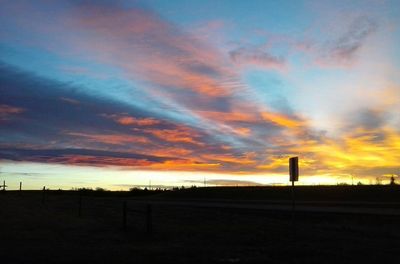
[0,0,399,190]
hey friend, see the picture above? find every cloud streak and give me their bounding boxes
[323,16,378,65]
[229,47,286,70]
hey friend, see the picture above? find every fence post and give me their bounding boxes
[78,191,82,217]
[42,186,46,204]
[146,204,152,234]
[19,182,22,192]
[122,201,127,231]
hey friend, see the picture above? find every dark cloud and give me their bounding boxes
[0,64,204,150]
[183,60,222,78]
[0,147,172,163]
[0,63,157,150]
[342,108,388,143]
[356,109,386,129]
[327,16,378,63]
[229,47,285,70]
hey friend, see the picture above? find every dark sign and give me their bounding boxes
[289,157,299,182]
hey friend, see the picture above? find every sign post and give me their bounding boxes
[289,156,299,212]
[1,180,7,192]
[289,157,299,246]
[289,157,299,182]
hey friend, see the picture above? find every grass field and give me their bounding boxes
[1,186,399,263]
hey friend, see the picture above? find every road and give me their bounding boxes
[127,198,400,216]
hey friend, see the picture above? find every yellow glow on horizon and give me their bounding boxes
[0,161,388,191]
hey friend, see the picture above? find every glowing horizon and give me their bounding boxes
[0,162,379,191]
[0,0,399,188]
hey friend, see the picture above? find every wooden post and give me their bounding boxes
[78,191,82,217]
[2,180,6,192]
[146,204,152,234]
[122,201,127,231]
[19,182,22,192]
[42,186,46,204]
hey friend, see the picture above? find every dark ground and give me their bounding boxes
[1,186,400,263]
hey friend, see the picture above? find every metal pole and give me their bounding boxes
[291,180,295,212]
[291,180,296,246]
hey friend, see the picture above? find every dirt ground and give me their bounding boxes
[1,189,399,263]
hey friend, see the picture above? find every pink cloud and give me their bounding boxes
[66,3,236,99]
[102,114,160,126]
[117,116,160,126]
[144,127,205,146]
[67,132,150,145]
[0,104,24,121]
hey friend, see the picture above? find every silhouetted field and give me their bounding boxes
[155,185,400,202]
[1,186,399,263]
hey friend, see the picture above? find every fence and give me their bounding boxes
[6,187,303,238]
[3,185,400,242]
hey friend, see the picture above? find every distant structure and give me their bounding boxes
[390,175,396,185]
[1,180,7,191]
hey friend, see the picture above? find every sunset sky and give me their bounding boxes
[1,0,399,189]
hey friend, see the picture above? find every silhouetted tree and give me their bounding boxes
[390,175,396,185]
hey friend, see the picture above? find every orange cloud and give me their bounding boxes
[233,127,252,136]
[116,116,160,126]
[101,114,161,126]
[69,3,236,99]
[258,126,400,178]
[148,147,193,158]
[261,112,304,128]
[201,152,257,165]
[67,132,150,145]
[148,159,220,171]
[144,127,204,145]
[196,110,258,123]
